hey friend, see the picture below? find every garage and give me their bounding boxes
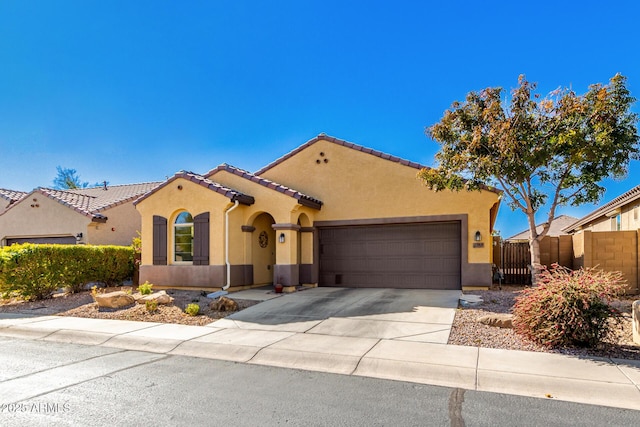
[5,236,77,245]
[318,221,461,289]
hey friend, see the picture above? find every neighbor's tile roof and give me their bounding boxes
[23,182,162,220]
[563,185,640,232]
[507,215,579,241]
[0,188,28,204]
[205,164,323,209]
[133,171,255,206]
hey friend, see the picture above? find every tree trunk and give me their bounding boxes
[529,237,541,285]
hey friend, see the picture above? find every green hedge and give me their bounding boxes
[0,244,135,301]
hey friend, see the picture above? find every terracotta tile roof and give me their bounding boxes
[0,188,28,204]
[563,185,640,232]
[507,215,579,241]
[255,133,427,176]
[133,171,255,206]
[205,164,323,210]
[1,182,161,221]
[255,133,501,195]
[35,182,162,221]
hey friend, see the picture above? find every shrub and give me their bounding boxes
[184,303,200,316]
[145,300,158,313]
[138,281,153,295]
[0,244,135,300]
[512,265,625,348]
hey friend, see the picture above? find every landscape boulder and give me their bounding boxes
[94,291,135,309]
[210,296,238,312]
[478,313,514,328]
[136,290,174,305]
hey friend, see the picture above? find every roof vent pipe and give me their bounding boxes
[223,200,240,290]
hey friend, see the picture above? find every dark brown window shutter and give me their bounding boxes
[153,215,167,265]
[193,212,210,265]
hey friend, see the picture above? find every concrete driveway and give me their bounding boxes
[214,287,460,344]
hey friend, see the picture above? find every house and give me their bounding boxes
[560,185,640,294]
[506,215,579,241]
[563,185,640,233]
[0,189,28,215]
[0,182,161,247]
[134,134,501,291]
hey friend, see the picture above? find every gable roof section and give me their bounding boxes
[133,171,255,206]
[206,164,323,210]
[255,133,427,176]
[2,182,162,222]
[563,185,640,232]
[507,215,579,241]
[0,188,28,205]
[255,133,502,195]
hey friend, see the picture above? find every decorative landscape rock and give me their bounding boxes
[633,300,640,345]
[478,313,514,329]
[137,290,174,305]
[460,294,483,307]
[209,296,238,312]
[94,291,135,309]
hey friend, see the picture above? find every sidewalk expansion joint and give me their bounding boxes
[349,338,381,376]
[612,359,640,391]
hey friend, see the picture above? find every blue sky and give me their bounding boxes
[0,1,639,238]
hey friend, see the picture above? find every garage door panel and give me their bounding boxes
[319,222,461,290]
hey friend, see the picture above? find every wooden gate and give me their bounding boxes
[501,241,531,285]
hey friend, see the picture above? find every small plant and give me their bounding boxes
[512,265,625,348]
[185,303,200,316]
[91,285,98,298]
[138,281,153,295]
[145,300,158,313]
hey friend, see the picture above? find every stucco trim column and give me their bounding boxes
[272,223,301,286]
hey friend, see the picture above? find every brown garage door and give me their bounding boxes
[6,236,77,245]
[319,222,461,289]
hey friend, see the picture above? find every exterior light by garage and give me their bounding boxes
[75,232,83,243]
[279,232,285,243]
[475,231,482,242]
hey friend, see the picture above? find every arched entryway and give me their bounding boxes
[251,212,276,284]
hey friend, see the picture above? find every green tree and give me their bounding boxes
[420,74,639,278]
[52,166,89,189]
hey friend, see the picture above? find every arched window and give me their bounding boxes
[174,211,194,262]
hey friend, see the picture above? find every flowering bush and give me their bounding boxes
[512,265,625,348]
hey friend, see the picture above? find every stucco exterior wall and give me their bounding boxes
[86,202,142,246]
[578,202,640,232]
[135,178,232,266]
[259,139,500,265]
[0,195,89,245]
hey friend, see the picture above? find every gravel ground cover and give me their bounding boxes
[2,285,638,360]
[0,287,259,326]
[448,285,640,360]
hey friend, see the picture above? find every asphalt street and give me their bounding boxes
[0,337,638,426]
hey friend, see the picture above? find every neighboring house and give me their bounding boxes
[506,215,579,241]
[563,185,640,233]
[0,188,28,215]
[135,134,501,290]
[0,182,161,247]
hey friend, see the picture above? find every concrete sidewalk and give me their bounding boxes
[0,289,639,411]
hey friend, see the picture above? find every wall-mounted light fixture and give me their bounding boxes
[75,232,83,243]
[474,231,482,242]
[279,232,285,243]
